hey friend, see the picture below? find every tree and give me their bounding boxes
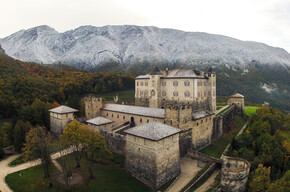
[58,149,74,192]
[85,131,110,179]
[61,120,90,167]
[13,120,32,152]
[0,122,13,147]
[267,170,290,192]
[249,164,271,192]
[23,126,53,187]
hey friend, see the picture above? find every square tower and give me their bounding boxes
[124,122,181,190]
[85,96,103,119]
[228,93,245,111]
[49,105,78,135]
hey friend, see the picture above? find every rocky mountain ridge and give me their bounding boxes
[1,25,290,71]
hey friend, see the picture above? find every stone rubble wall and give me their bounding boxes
[100,130,126,155]
[179,128,192,157]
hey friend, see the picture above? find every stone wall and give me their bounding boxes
[100,130,126,155]
[221,157,251,192]
[50,112,74,135]
[125,134,180,190]
[179,128,192,157]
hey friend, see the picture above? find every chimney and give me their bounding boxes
[166,68,169,76]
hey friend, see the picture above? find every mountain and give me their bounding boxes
[0,25,289,111]
[1,25,290,71]
[0,44,4,53]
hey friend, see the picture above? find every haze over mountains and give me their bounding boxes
[0,25,290,71]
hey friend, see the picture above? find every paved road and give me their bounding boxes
[0,148,73,192]
[167,156,202,192]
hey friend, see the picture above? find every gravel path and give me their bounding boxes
[0,148,73,192]
[167,156,202,192]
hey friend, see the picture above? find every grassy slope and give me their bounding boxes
[200,116,246,158]
[244,106,261,116]
[6,153,150,192]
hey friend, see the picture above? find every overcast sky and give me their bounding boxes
[0,0,289,52]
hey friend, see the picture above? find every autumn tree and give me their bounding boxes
[23,126,54,187]
[267,170,290,192]
[85,131,110,179]
[249,164,271,192]
[13,120,32,152]
[61,120,90,167]
[0,122,13,147]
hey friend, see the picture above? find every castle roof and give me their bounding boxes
[124,121,180,141]
[101,104,165,118]
[149,66,163,75]
[48,105,78,114]
[229,93,244,98]
[192,110,213,120]
[136,69,206,79]
[86,117,113,126]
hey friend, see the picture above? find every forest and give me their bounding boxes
[0,52,135,151]
[230,107,290,192]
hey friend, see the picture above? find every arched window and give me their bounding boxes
[140,118,142,122]
[173,81,178,86]
[151,90,155,96]
[145,82,148,86]
[184,91,190,97]
[137,82,139,86]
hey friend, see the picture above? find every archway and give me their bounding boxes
[130,116,135,127]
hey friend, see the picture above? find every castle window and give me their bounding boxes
[66,114,68,118]
[206,118,208,122]
[201,120,203,124]
[117,114,119,118]
[145,90,148,96]
[162,91,166,96]
[198,82,202,86]
[145,82,148,86]
[184,81,190,86]
[173,81,178,86]
[184,91,190,97]
[137,82,139,86]
[196,123,199,126]
[170,120,172,125]
[140,82,144,86]
[173,91,178,97]
[123,115,125,119]
[209,117,211,121]
[136,90,139,96]
[106,113,108,116]
[147,119,149,123]
[140,90,143,96]
[208,91,211,96]
[112,113,113,117]
[162,81,166,86]
[140,118,142,122]
[151,90,155,96]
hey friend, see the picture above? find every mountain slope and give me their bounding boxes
[1,25,290,70]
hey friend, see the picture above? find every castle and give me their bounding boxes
[49,68,248,190]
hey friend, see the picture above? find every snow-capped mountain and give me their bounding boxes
[1,25,290,70]
[0,44,4,53]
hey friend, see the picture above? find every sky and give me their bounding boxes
[0,0,289,52]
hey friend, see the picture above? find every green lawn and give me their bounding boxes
[244,106,261,116]
[200,116,246,158]
[6,152,151,192]
[216,106,230,116]
[97,89,135,104]
[216,105,225,110]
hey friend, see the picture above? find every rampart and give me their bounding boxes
[100,130,126,155]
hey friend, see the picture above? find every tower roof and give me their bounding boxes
[86,117,113,126]
[149,66,163,75]
[124,121,180,141]
[229,93,244,98]
[48,105,78,114]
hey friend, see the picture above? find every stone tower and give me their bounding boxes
[124,122,181,190]
[149,66,163,108]
[207,70,216,113]
[228,93,244,111]
[49,105,78,135]
[165,103,192,129]
[85,96,103,120]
